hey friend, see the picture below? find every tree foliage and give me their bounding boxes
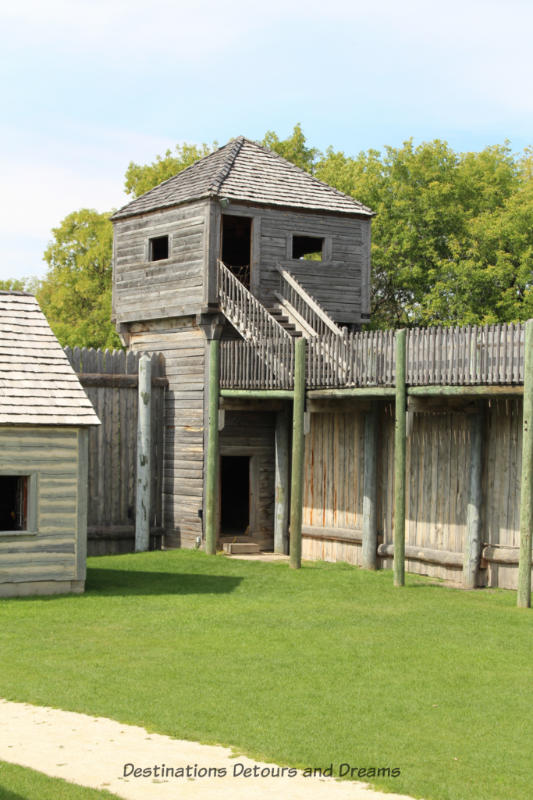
[37,209,119,349]
[7,126,532,349]
[0,278,38,293]
[124,142,217,198]
[261,123,320,173]
[316,139,532,327]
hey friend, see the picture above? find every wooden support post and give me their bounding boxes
[463,410,484,589]
[362,406,378,569]
[274,406,290,554]
[205,337,221,556]
[394,329,407,587]
[290,338,306,569]
[135,354,151,552]
[518,319,533,607]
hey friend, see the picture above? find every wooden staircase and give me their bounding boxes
[217,259,347,385]
[264,306,302,338]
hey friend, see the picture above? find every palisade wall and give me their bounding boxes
[64,347,166,556]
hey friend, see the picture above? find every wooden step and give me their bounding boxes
[222,542,261,555]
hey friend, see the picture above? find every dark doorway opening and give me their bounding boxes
[0,475,28,531]
[220,456,250,535]
[221,215,252,288]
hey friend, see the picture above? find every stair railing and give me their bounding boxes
[275,266,345,338]
[218,260,292,345]
[218,260,293,386]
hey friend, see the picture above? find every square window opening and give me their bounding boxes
[0,476,28,531]
[292,235,324,261]
[149,235,169,261]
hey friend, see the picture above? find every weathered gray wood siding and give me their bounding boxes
[129,317,205,548]
[210,202,371,324]
[64,347,165,556]
[113,200,209,325]
[220,411,275,547]
[0,427,82,592]
[302,401,527,589]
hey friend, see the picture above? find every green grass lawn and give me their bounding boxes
[0,761,120,799]
[1,550,532,800]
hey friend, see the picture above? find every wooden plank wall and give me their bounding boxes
[303,412,364,532]
[64,347,165,556]
[128,317,205,549]
[217,203,369,325]
[220,411,275,548]
[0,428,79,585]
[484,399,523,589]
[113,200,208,324]
[302,401,524,588]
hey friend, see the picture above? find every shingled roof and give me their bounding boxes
[112,136,374,220]
[0,292,100,426]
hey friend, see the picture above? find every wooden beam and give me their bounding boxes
[135,354,151,552]
[463,411,484,588]
[205,338,221,556]
[78,374,168,388]
[290,338,306,569]
[362,406,378,570]
[306,388,395,398]
[408,385,523,397]
[481,544,533,566]
[302,525,363,544]
[220,398,285,412]
[394,330,407,587]
[378,543,463,568]
[220,389,294,399]
[274,407,290,554]
[518,319,533,607]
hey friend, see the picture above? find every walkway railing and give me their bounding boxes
[220,323,526,390]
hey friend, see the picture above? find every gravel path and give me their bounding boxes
[0,699,418,799]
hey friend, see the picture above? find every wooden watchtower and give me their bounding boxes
[111,137,373,550]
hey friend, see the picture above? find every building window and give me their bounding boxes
[0,475,29,531]
[149,235,169,261]
[0,473,38,534]
[292,235,324,261]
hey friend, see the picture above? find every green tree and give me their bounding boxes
[37,209,119,349]
[0,277,39,293]
[36,126,533,347]
[316,139,526,327]
[261,123,319,173]
[124,142,216,198]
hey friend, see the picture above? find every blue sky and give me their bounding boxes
[1,0,532,280]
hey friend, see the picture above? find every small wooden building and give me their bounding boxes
[111,137,373,549]
[0,292,100,597]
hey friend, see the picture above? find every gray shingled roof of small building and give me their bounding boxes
[0,292,100,426]
[112,137,374,220]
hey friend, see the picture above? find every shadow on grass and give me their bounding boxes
[86,569,243,596]
[0,788,26,800]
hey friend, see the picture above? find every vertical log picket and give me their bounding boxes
[135,354,151,552]
[394,330,407,586]
[290,338,306,569]
[274,406,290,554]
[205,338,221,556]
[518,319,533,607]
[463,410,484,589]
[362,406,378,569]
